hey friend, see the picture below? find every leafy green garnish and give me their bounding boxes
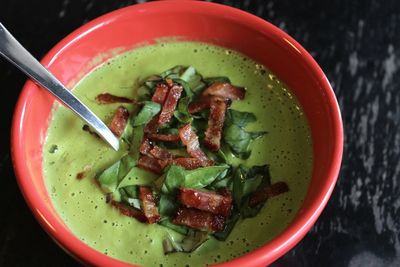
[225,109,257,128]
[232,165,271,218]
[159,218,189,235]
[129,125,144,163]
[158,194,179,217]
[173,96,193,123]
[203,76,231,85]
[163,231,208,254]
[160,165,230,194]
[119,185,141,209]
[179,66,206,94]
[96,154,135,193]
[136,85,152,101]
[223,109,267,159]
[132,101,161,126]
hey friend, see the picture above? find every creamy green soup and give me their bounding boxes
[43,42,313,267]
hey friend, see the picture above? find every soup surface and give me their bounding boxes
[43,42,313,266]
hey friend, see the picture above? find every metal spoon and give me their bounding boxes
[0,23,119,151]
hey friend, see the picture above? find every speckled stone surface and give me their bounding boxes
[1,1,399,266]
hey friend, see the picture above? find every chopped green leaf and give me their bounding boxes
[132,101,161,126]
[161,165,186,194]
[223,125,252,159]
[203,76,231,85]
[232,165,272,218]
[96,154,135,193]
[163,230,208,254]
[136,85,152,101]
[129,125,144,163]
[184,165,230,189]
[159,218,189,235]
[161,165,230,194]
[225,109,257,128]
[119,185,141,209]
[160,65,185,78]
[158,194,179,217]
[179,66,206,94]
[173,96,193,123]
[223,109,266,159]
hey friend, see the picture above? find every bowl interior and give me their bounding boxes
[12,1,343,267]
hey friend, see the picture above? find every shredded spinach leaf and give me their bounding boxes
[159,218,189,235]
[96,154,135,193]
[158,194,179,217]
[223,109,267,159]
[232,165,271,218]
[203,76,231,85]
[129,125,144,163]
[173,96,193,123]
[119,185,141,209]
[132,101,161,126]
[163,231,208,254]
[161,165,230,194]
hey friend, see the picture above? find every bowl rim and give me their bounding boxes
[11,1,344,266]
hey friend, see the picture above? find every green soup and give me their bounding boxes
[43,42,313,266]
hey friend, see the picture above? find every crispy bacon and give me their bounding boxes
[144,116,159,134]
[109,106,129,137]
[172,207,225,232]
[248,182,289,207]
[202,82,245,100]
[178,188,232,217]
[139,186,160,224]
[204,99,227,151]
[178,124,210,166]
[151,83,169,104]
[110,200,147,223]
[150,145,175,160]
[158,84,183,125]
[188,98,212,114]
[138,155,163,174]
[140,139,152,156]
[147,133,180,142]
[96,93,133,104]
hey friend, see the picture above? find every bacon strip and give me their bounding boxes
[110,200,147,223]
[109,106,129,137]
[188,98,212,114]
[147,133,180,142]
[151,83,169,104]
[178,124,210,166]
[149,145,175,160]
[170,158,209,170]
[158,84,183,125]
[172,208,225,232]
[140,139,152,156]
[178,188,232,217]
[248,182,289,207]
[202,82,245,100]
[138,155,163,174]
[96,93,133,104]
[204,99,227,151]
[144,116,159,134]
[139,186,160,224]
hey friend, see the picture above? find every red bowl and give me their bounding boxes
[11,1,343,266]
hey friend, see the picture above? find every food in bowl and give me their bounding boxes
[43,41,313,266]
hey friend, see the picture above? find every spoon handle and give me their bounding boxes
[0,23,119,151]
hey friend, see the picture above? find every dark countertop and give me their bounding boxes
[1,1,399,266]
